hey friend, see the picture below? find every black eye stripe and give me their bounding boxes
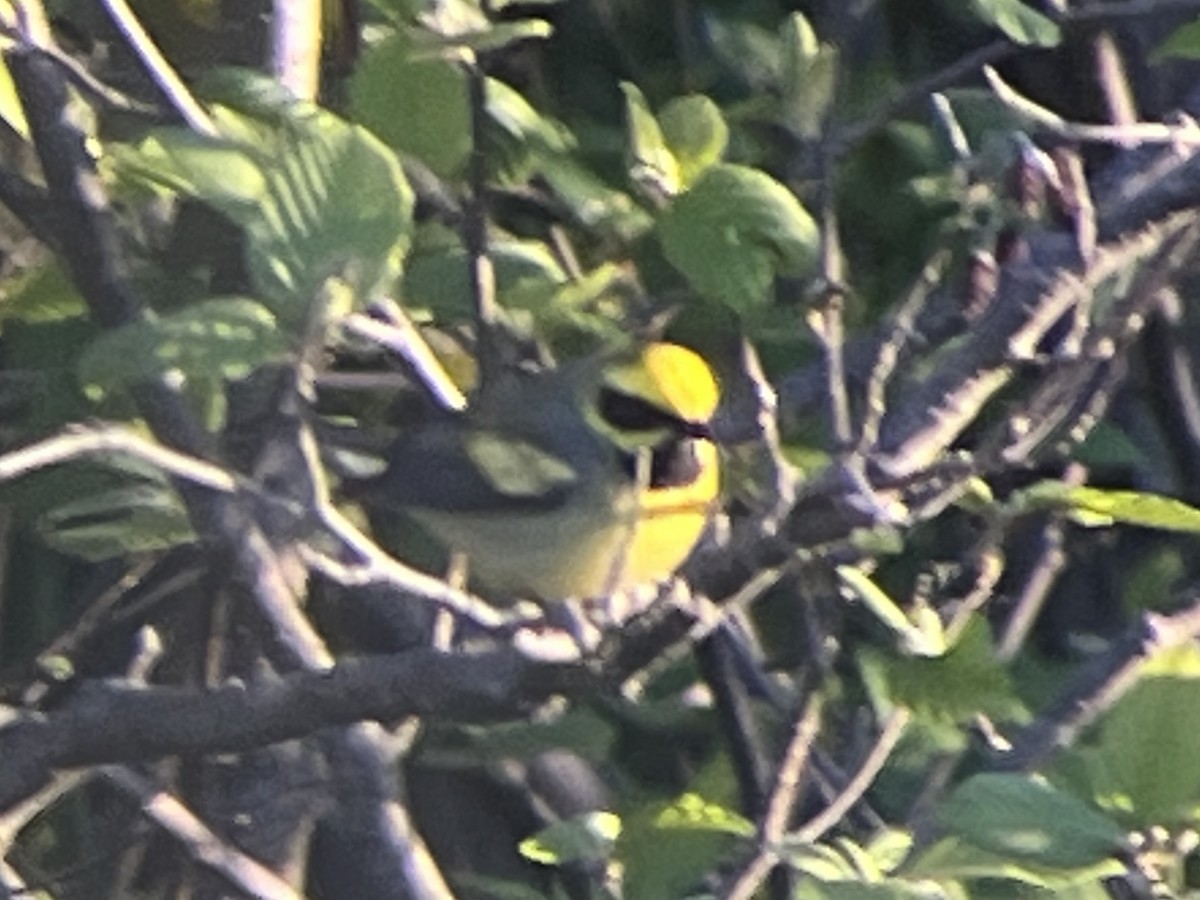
[598,387,689,433]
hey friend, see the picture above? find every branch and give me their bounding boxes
[0,648,584,813]
[997,595,1200,772]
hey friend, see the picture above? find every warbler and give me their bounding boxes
[355,342,721,601]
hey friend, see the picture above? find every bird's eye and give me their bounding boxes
[597,387,681,433]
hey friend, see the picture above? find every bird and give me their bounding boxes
[353,341,721,601]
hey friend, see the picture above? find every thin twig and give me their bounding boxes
[97,0,217,134]
[858,251,950,454]
[720,693,823,900]
[793,708,910,842]
[102,766,304,900]
[996,510,1073,663]
[0,426,239,494]
[302,504,527,630]
[835,41,1015,153]
[462,53,500,386]
[1057,0,1200,27]
[272,0,321,102]
[999,594,1200,772]
[985,66,1200,146]
[345,306,468,411]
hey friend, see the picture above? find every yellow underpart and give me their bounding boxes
[616,438,721,589]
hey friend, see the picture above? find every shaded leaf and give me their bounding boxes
[908,836,1123,889]
[1154,16,1200,61]
[39,482,194,561]
[403,235,567,319]
[967,0,1060,47]
[793,882,953,900]
[351,36,471,177]
[940,774,1125,868]
[780,12,838,138]
[1088,645,1200,825]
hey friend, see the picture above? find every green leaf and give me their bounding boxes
[425,709,616,766]
[780,13,838,138]
[657,163,818,310]
[619,788,746,900]
[350,36,471,177]
[939,774,1125,869]
[864,617,1025,728]
[77,298,288,396]
[117,130,267,211]
[116,98,414,329]
[39,482,195,561]
[702,17,782,89]
[519,811,620,865]
[792,882,955,900]
[403,233,567,320]
[778,833,915,885]
[484,77,574,183]
[1019,483,1200,533]
[0,261,87,325]
[967,0,1061,48]
[412,17,554,54]
[621,82,680,198]
[907,836,1123,889]
[1153,16,1200,61]
[657,94,727,189]
[653,793,754,837]
[1088,646,1200,825]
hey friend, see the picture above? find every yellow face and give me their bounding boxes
[594,343,720,450]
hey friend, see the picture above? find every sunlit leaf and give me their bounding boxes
[657,94,727,188]
[519,811,620,865]
[115,93,414,330]
[657,164,817,310]
[653,793,754,837]
[0,52,29,140]
[77,298,288,396]
[838,566,946,656]
[1019,483,1200,533]
[621,82,680,198]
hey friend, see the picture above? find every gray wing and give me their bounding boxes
[354,423,582,514]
